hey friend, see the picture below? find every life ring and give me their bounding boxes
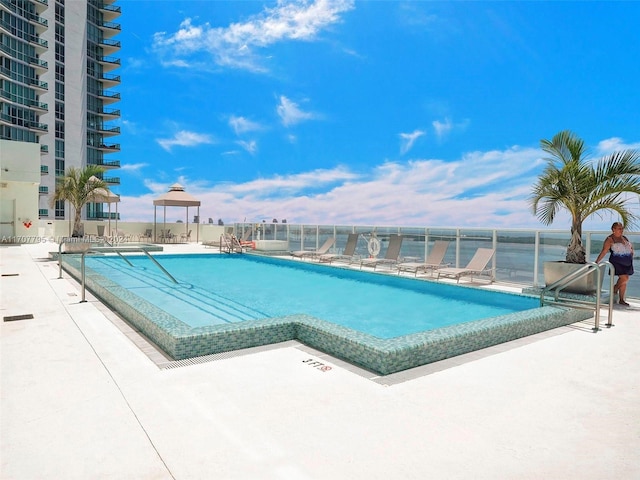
[367,237,381,257]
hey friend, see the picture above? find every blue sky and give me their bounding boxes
[115,0,640,229]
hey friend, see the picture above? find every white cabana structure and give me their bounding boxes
[88,176,120,236]
[90,187,120,236]
[153,183,201,242]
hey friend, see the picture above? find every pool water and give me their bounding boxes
[85,254,538,339]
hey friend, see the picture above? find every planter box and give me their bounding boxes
[543,261,598,294]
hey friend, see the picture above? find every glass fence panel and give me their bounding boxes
[232,223,639,298]
[496,231,536,284]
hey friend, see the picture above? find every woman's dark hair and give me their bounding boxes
[611,222,624,230]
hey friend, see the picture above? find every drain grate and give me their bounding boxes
[3,314,34,322]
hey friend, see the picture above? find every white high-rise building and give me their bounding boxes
[0,0,121,227]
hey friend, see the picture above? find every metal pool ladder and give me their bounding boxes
[58,240,178,302]
[540,261,614,331]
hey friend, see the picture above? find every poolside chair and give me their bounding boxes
[436,247,496,283]
[318,233,361,264]
[360,234,404,271]
[139,228,152,242]
[180,229,192,243]
[396,240,451,276]
[290,236,336,260]
[236,228,255,248]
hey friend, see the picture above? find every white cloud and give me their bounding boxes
[276,95,317,127]
[120,143,553,227]
[157,130,215,152]
[595,137,640,155]
[432,117,470,140]
[152,0,355,72]
[117,135,639,229]
[237,140,258,154]
[229,115,262,135]
[119,162,148,172]
[399,129,425,154]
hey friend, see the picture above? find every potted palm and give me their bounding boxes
[530,130,640,293]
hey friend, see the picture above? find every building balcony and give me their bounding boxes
[95,142,120,152]
[100,72,121,88]
[27,77,48,92]
[88,160,120,171]
[29,35,48,54]
[41,165,48,174]
[98,56,121,72]
[28,57,48,73]
[40,144,48,154]
[95,107,120,119]
[99,21,121,38]
[28,99,48,112]
[96,90,121,104]
[99,38,121,55]
[87,211,120,221]
[89,123,120,136]
[93,159,121,170]
[38,208,48,217]
[38,185,48,194]
[28,121,48,132]
[103,176,120,185]
[27,14,48,35]
[100,3,122,22]
[33,0,48,15]
[99,125,120,136]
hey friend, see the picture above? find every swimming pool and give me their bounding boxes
[61,252,592,374]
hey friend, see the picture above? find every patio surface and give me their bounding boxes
[1,242,639,480]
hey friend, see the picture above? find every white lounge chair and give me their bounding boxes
[436,247,495,283]
[318,233,360,264]
[290,236,336,260]
[360,234,404,270]
[396,240,451,276]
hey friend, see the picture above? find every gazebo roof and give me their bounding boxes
[88,176,120,203]
[153,183,201,207]
[90,187,120,204]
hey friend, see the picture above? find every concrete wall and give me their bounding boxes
[45,220,228,243]
[0,141,41,239]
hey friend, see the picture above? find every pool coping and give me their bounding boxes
[59,254,593,375]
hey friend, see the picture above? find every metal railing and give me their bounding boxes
[57,239,177,302]
[540,261,614,331]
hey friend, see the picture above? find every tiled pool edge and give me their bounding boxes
[61,255,593,375]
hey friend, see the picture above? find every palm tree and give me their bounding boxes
[530,130,640,263]
[51,165,109,237]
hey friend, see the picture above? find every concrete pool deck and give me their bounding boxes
[2,242,639,479]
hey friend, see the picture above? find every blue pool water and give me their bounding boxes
[85,254,538,339]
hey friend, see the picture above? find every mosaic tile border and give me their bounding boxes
[60,254,592,375]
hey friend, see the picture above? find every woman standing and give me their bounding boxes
[596,222,635,306]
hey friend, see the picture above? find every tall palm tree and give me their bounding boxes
[51,165,109,237]
[530,130,640,263]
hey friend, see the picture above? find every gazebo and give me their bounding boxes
[153,183,201,242]
[88,176,120,236]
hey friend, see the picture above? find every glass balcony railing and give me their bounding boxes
[233,223,640,299]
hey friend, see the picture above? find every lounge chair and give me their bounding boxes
[436,247,496,283]
[318,233,360,264]
[237,228,253,247]
[139,228,152,242]
[290,236,336,260]
[360,234,404,270]
[396,240,451,276]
